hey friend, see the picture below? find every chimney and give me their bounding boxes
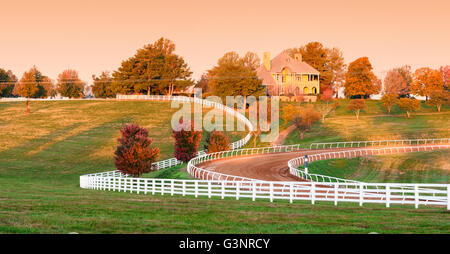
[263,52,271,70]
[294,53,302,63]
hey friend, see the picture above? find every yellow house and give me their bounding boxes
[256,51,320,97]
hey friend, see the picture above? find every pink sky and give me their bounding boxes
[1,0,449,84]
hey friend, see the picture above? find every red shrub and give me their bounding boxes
[114,124,160,177]
[172,120,202,162]
[204,131,230,153]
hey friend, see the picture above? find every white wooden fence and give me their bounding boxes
[80,141,450,209]
[80,173,450,209]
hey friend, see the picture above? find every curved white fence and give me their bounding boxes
[79,96,450,209]
[289,145,450,185]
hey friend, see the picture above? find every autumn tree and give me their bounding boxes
[317,88,335,122]
[57,69,85,98]
[288,42,346,94]
[384,69,409,96]
[172,120,203,162]
[327,48,347,98]
[112,38,193,96]
[0,69,17,98]
[208,51,265,107]
[282,104,320,139]
[204,131,230,153]
[13,66,51,113]
[347,99,366,120]
[195,73,210,95]
[114,124,160,177]
[92,71,115,98]
[411,67,443,100]
[344,57,380,99]
[396,98,421,118]
[427,89,449,112]
[440,65,449,90]
[380,94,398,114]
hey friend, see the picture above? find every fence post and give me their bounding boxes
[182,181,186,196]
[289,183,293,204]
[144,179,148,194]
[270,183,274,202]
[447,185,450,211]
[252,182,256,201]
[195,181,198,198]
[161,180,164,195]
[359,183,363,206]
[236,182,240,200]
[311,182,315,205]
[414,185,419,209]
[171,180,174,196]
[137,178,140,194]
[386,185,390,208]
[221,181,225,199]
[152,179,155,195]
[334,184,338,206]
[208,181,211,198]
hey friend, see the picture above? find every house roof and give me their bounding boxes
[269,51,319,74]
[256,66,276,86]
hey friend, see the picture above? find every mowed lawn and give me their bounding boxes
[0,100,449,234]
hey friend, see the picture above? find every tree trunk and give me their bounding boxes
[299,130,304,140]
[406,111,410,118]
[26,99,30,114]
[388,106,391,114]
[147,86,150,96]
[356,110,360,120]
[437,104,441,112]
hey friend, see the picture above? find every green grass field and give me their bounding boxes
[302,150,450,183]
[0,100,449,234]
[283,99,450,147]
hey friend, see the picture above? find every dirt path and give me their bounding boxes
[271,125,296,146]
[198,145,449,182]
[199,148,360,181]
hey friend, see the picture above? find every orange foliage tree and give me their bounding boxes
[380,94,398,114]
[13,66,52,113]
[347,99,366,120]
[204,131,230,153]
[411,67,444,100]
[344,57,380,99]
[427,89,449,112]
[282,105,320,139]
[397,98,421,118]
[57,69,85,98]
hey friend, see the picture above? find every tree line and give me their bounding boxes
[1,38,448,115]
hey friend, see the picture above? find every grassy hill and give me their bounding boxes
[281,99,450,147]
[0,100,449,233]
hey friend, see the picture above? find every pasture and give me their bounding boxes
[0,100,449,234]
